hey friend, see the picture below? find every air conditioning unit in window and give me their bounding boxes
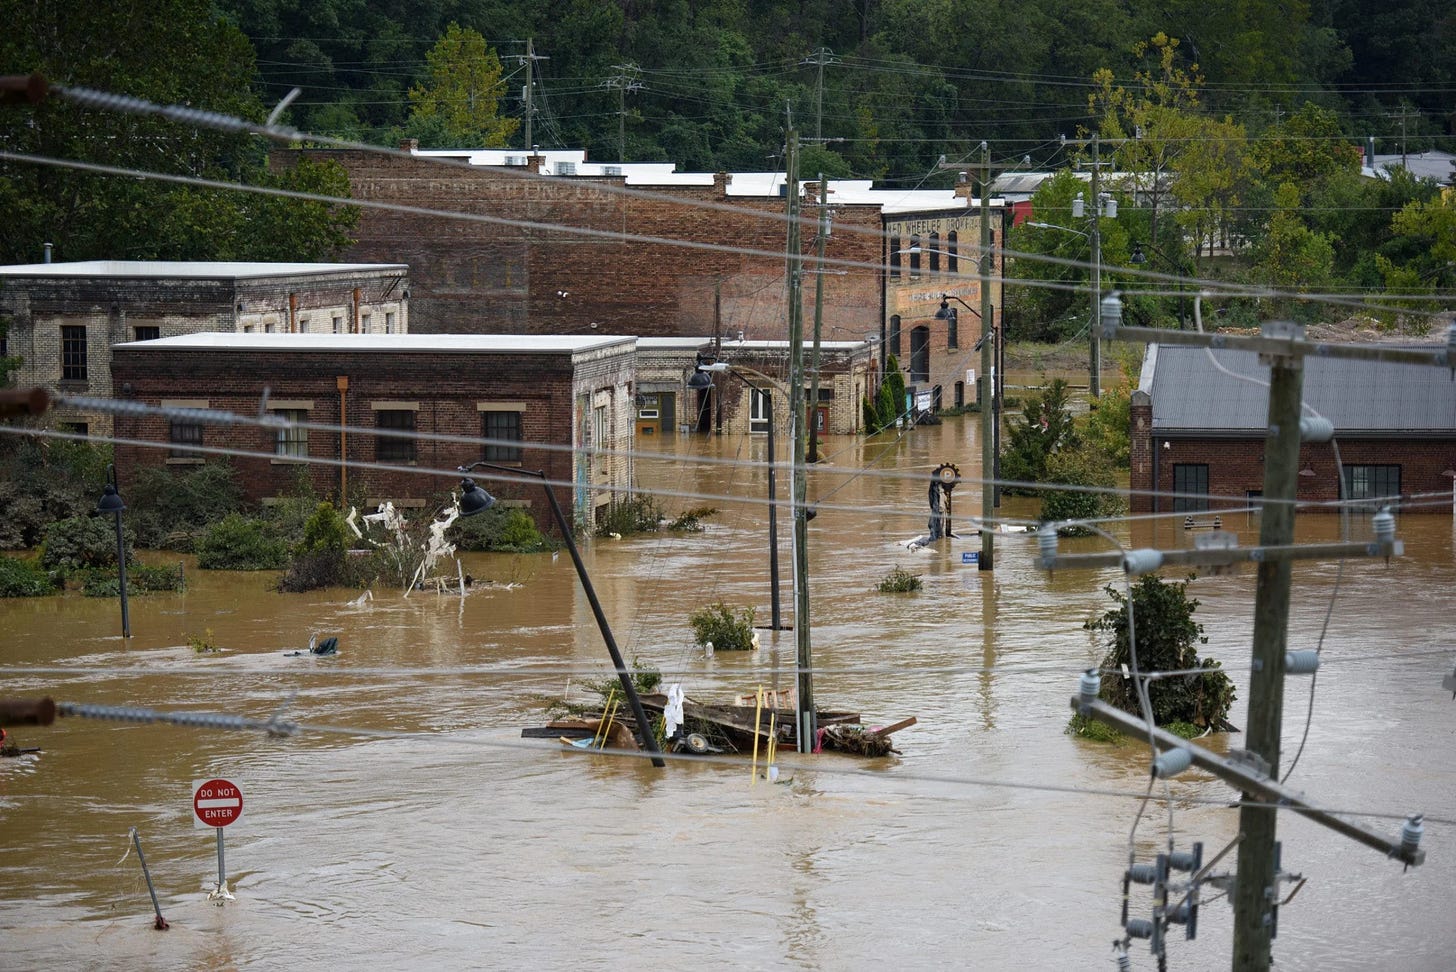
[505,156,524,166]
[604,165,623,177]
[555,161,576,175]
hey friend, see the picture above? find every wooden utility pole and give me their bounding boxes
[784,128,815,753]
[977,141,995,570]
[1231,322,1304,971]
[1088,135,1103,398]
[808,176,828,463]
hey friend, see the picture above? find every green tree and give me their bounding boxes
[1000,378,1079,493]
[406,24,519,148]
[1039,444,1124,532]
[1377,190,1456,308]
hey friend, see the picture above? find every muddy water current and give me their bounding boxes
[2,412,1454,970]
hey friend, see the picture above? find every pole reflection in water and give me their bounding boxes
[0,414,1453,969]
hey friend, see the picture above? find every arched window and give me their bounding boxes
[910,326,930,382]
[946,310,958,350]
[889,314,902,358]
[929,232,941,273]
[947,231,959,274]
[889,236,901,279]
[909,234,921,278]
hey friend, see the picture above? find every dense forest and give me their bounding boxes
[2,1,1454,332]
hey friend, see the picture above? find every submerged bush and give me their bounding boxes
[0,556,58,597]
[80,561,185,596]
[877,565,923,593]
[447,506,550,552]
[41,515,131,578]
[196,514,289,570]
[595,495,664,537]
[689,601,757,651]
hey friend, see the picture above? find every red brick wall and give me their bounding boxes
[109,347,584,529]
[275,150,883,340]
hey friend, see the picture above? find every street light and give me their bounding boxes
[936,295,998,569]
[96,464,129,639]
[1130,240,1193,330]
[697,361,787,631]
[456,462,666,768]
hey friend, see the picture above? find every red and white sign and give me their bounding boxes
[192,778,244,829]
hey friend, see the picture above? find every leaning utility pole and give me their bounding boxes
[784,127,815,752]
[803,48,835,142]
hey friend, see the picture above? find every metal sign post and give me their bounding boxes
[193,778,243,901]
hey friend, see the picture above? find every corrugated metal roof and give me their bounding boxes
[1144,343,1456,434]
[113,333,634,354]
[1,261,406,278]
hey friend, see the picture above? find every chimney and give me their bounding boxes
[712,171,732,197]
[400,138,419,153]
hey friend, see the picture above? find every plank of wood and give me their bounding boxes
[871,717,917,736]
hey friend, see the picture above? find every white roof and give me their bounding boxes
[114,333,634,353]
[0,261,407,279]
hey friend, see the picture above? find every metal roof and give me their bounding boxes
[1143,344,1456,434]
[0,261,407,279]
[113,333,634,354]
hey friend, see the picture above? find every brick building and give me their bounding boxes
[688,340,875,438]
[274,147,886,343]
[1130,343,1456,514]
[880,199,1008,414]
[109,333,637,532]
[0,261,409,436]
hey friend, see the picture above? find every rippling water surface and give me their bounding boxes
[2,413,1454,970]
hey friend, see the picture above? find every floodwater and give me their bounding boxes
[2,410,1455,971]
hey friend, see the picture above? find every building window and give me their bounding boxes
[947,231,959,274]
[133,325,160,342]
[61,325,87,380]
[332,314,343,334]
[275,409,308,458]
[1173,463,1210,513]
[385,311,396,334]
[929,232,941,273]
[889,315,902,358]
[910,326,930,382]
[376,409,416,462]
[298,317,310,333]
[749,388,770,435]
[60,421,88,438]
[909,234,921,278]
[170,419,203,458]
[362,312,373,333]
[1343,464,1400,510]
[483,410,523,463]
[946,310,958,350]
[264,322,275,334]
[889,236,901,280]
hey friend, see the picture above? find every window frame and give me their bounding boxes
[1172,463,1210,513]
[483,409,523,464]
[375,408,417,463]
[1343,464,1401,510]
[60,325,87,381]
[274,408,309,459]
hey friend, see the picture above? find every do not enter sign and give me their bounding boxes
[193,778,244,829]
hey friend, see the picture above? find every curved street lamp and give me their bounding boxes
[96,465,130,638]
[456,462,665,768]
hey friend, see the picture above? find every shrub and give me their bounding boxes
[1000,377,1079,494]
[196,514,290,570]
[80,561,185,596]
[667,506,717,532]
[41,515,131,577]
[124,462,245,551]
[0,556,58,597]
[298,501,350,556]
[1039,445,1126,534]
[877,565,923,593]
[447,506,550,552]
[0,437,112,550]
[595,495,663,537]
[277,502,377,591]
[689,601,757,651]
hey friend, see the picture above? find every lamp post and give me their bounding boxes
[1130,240,1192,330]
[696,361,788,631]
[96,464,129,639]
[936,294,998,569]
[456,462,665,768]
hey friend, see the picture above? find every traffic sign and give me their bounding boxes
[193,778,243,829]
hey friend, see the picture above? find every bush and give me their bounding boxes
[689,601,757,651]
[667,506,717,531]
[0,437,112,550]
[197,514,290,570]
[0,556,57,597]
[595,495,663,537]
[124,462,245,551]
[277,502,378,591]
[447,506,551,552]
[81,561,185,596]
[1079,574,1237,734]
[1039,445,1126,534]
[41,515,131,578]
[877,565,923,593]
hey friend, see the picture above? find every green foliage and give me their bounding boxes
[0,437,113,550]
[0,556,58,597]
[877,565,922,593]
[278,501,374,592]
[124,462,246,552]
[688,601,757,651]
[865,355,907,434]
[666,506,717,531]
[448,506,551,552]
[595,495,664,537]
[40,515,131,578]
[1083,575,1236,732]
[1066,712,1123,742]
[406,24,519,148]
[1000,378,1079,494]
[196,514,290,570]
[582,660,663,706]
[298,502,350,556]
[189,628,220,653]
[1039,445,1126,533]
[1079,353,1137,467]
[81,561,185,596]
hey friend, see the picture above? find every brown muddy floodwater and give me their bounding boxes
[2,412,1455,970]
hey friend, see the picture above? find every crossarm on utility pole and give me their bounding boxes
[1069,697,1425,867]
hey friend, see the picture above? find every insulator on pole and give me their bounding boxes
[1284,649,1320,674]
[1152,747,1193,779]
[1401,814,1424,857]
[1298,416,1334,443]
[1037,524,1059,569]
[1127,862,1158,885]
[1114,943,1132,971]
[1125,918,1155,940]
[1372,507,1395,541]
[1079,668,1101,709]
[1122,548,1164,576]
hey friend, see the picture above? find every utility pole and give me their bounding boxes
[1388,105,1418,169]
[1231,322,1303,971]
[604,63,641,161]
[1088,134,1103,399]
[784,127,815,753]
[802,48,836,142]
[513,39,548,154]
[977,141,995,571]
[808,175,829,463]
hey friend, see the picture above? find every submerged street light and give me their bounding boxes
[96,465,130,639]
[456,462,665,767]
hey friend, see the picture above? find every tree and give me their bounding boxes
[1000,378,1078,493]
[1082,574,1236,734]
[406,24,519,148]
